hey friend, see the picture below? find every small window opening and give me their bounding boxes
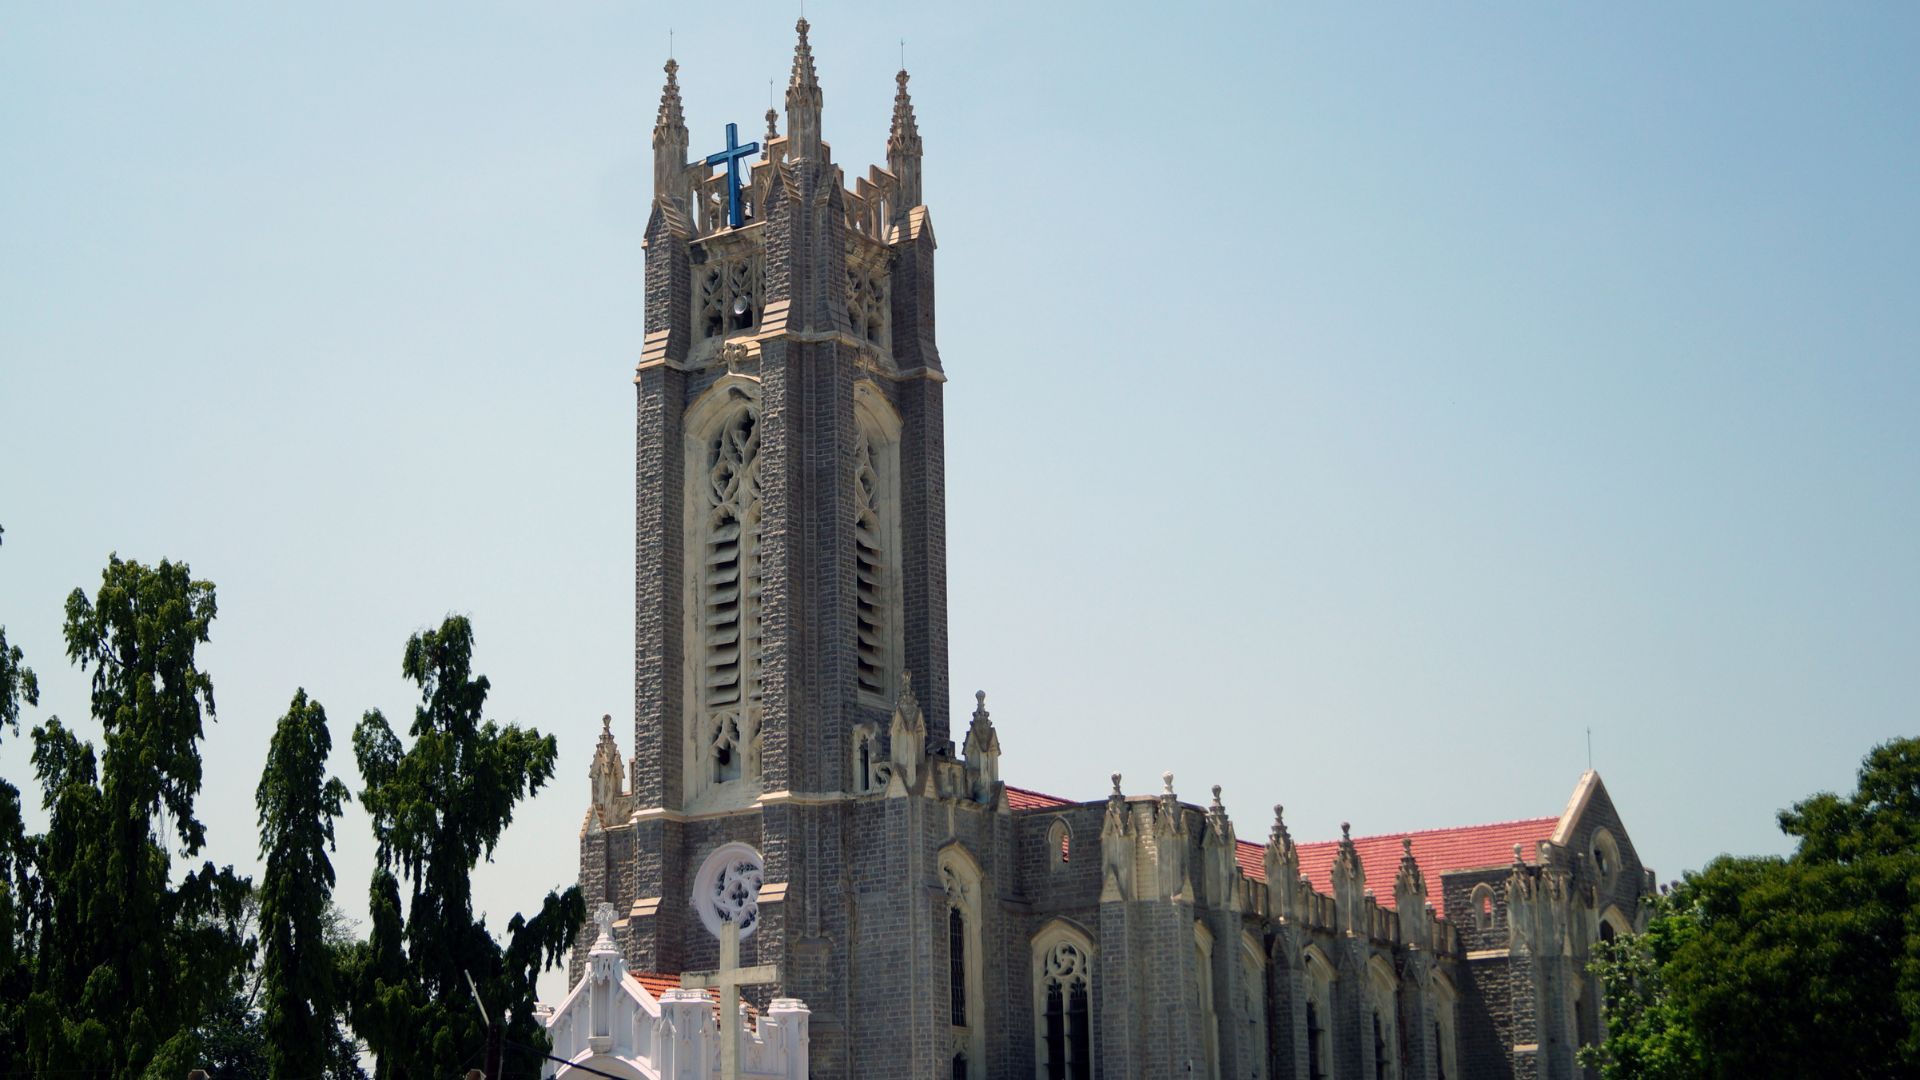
[1306,1002,1324,1080]
[1374,1013,1388,1080]
[949,906,968,1026]
[1048,818,1071,870]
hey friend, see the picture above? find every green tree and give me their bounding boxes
[1584,737,1920,1080]
[349,615,583,1079]
[0,524,42,1074]
[18,556,254,1079]
[257,689,354,1079]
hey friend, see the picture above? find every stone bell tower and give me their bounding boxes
[579,19,950,1075]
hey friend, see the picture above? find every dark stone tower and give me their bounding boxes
[579,20,954,1075]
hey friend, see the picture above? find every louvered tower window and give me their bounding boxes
[854,434,888,697]
[695,405,762,791]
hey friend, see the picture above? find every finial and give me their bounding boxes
[1341,821,1352,840]
[1162,771,1175,795]
[764,106,778,145]
[1209,784,1224,813]
[976,689,986,706]
[1110,772,1123,796]
[1402,836,1414,856]
[789,17,820,94]
[888,67,921,153]
[654,58,686,137]
[1513,843,1524,864]
[601,713,612,734]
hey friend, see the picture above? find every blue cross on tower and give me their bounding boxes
[704,123,761,230]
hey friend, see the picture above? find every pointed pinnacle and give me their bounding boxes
[889,69,920,152]
[789,17,820,95]
[655,58,686,137]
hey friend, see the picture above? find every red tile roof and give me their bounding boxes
[634,972,680,1000]
[631,972,761,1021]
[1234,818,1559,912]
[1007,785,1076,811]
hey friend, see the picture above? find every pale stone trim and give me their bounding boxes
[1466,948,1511,961]
[1550,770,1601,848]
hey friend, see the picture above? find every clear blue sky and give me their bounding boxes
[3,2,1916,1001]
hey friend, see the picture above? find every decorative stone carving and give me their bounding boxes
[1264,805,1302,922]
[1331,822,1365,937]
[886,672,926,793]
[1202,784,1242,912]
[589,714,628,831]
[962,690,1000,804]
[699,254,763,340]
[692,842,766,941]
[1100,773,1133,903]
[1395,837,1433,951]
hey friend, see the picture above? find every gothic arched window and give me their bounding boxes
[1367,956,1399,1080]
[1047,818,1072,870]
[684,382,764,810]
[941,847,986,1069]
[1033,922,1094,1080]
[1303,947,1335,1080]
[1470,883,1497,933]
[1239,934,1268,1080]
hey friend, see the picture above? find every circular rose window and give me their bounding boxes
[691,842,766,940]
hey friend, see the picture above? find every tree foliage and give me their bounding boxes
[15,556,254,1079]
[0,524,42,1075]
[348,615,583,1079]
[1585,737,1920,1080]
[257,688,354,1079]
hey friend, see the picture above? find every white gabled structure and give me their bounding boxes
[543,906,810,1080]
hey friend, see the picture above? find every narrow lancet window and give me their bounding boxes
[949,906,968,1025]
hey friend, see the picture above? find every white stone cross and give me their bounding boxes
[680,917,780,1080]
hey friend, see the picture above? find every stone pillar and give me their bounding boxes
[658,989,714,1080]
[764,998,812,1080]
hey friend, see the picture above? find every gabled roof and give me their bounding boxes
[1233,818,1559,911]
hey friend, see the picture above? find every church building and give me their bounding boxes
[569,19,1654,1080]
